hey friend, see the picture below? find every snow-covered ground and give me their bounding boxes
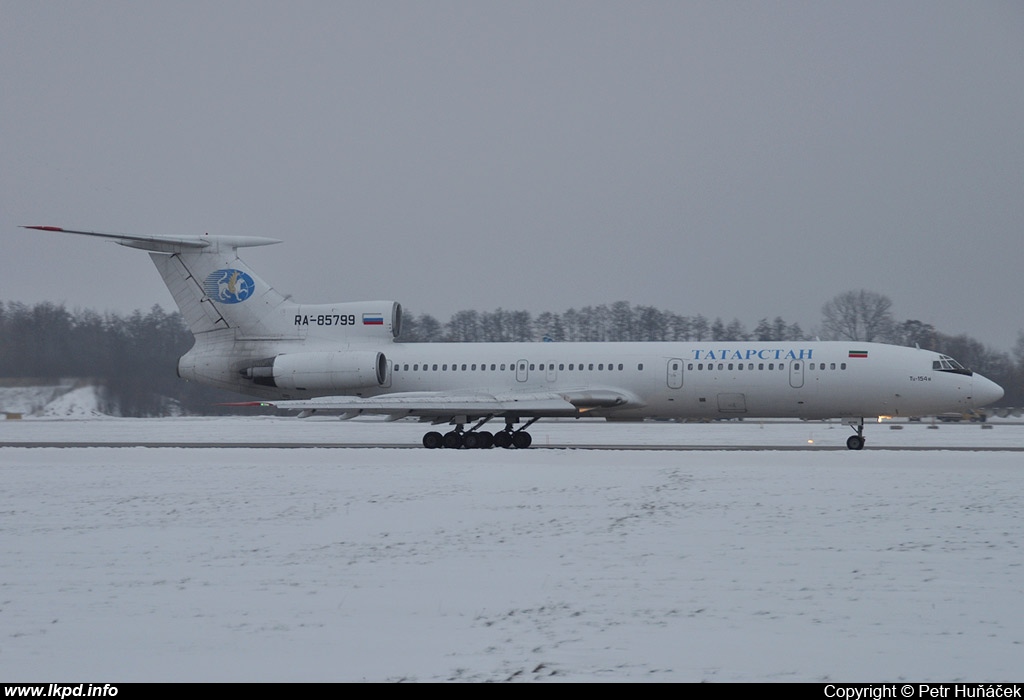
[1,387,1022,682]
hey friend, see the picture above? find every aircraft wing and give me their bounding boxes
[225,388,640,421]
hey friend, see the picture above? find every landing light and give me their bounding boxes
[877,416,893,423]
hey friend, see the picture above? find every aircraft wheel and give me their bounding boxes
[477,431,494,449]
[493,431,513,449]
[422,431,443,449]
[846,435,865,450]
[443,431,464,449]
[512,431,533,449]
[463,432,482,449]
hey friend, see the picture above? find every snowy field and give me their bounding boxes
[1,408,1022,682]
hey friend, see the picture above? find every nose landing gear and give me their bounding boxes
[845,418,866,450]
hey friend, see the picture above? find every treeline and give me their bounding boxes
[397,303,806,343]
[2,293,1022,415]
[0,301,234,416]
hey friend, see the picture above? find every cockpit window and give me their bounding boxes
[933,355,973,376]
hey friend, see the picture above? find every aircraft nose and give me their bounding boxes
[972,374,1004,408]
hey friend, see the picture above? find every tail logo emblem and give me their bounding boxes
[203,269,255,304]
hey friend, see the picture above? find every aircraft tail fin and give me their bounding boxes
[22,226,292,338]
[22,226,403,345]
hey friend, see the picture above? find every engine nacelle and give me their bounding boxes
[243,351,386,393]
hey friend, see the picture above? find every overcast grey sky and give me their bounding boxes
[3,1,1022,350]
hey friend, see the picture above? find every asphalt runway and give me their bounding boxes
[3,417,1021,451]
[2,441,1021,451]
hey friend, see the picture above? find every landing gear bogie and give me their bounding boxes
[423,427,530,449]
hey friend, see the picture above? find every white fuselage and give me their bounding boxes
[185,337,1001,421]
[374,340,995,420]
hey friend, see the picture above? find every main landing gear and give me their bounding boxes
[422,417,540,449]
[845,418,866,450]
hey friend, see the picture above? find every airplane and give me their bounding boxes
[20,225,1005,450]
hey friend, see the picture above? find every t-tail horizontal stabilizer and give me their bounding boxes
[21,225,281,253]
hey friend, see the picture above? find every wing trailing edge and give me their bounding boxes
[221,388,642,421]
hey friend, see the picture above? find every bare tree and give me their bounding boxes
[533,311,564,342]
[820,290,895,342]
[1013,331,1024,369]
[723,318,749,341]
[895,319,937,349]
[444,310,481,342]
[690,314,710,341]
[635,306,667,341]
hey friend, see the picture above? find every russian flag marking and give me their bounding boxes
[362,313,384,325]
[849,350,868,359]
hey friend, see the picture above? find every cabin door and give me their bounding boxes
[516,360,529,382]
[545,362,558,382]
[789,360,805,388]
[667,358,684,389]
